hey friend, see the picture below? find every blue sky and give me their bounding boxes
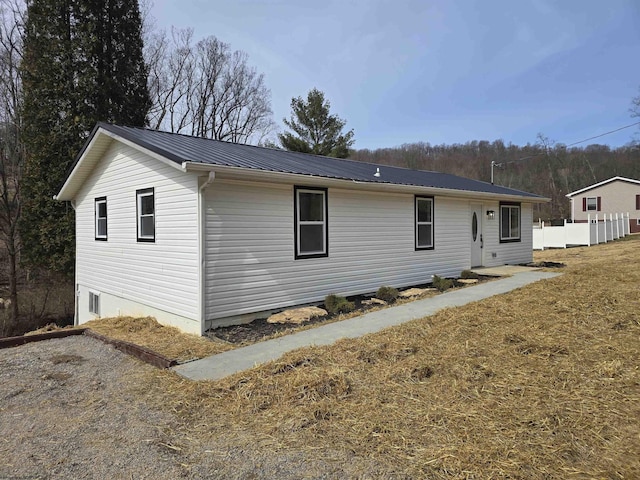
[151,0,640,150]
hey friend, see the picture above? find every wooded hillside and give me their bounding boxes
[350,139,640,221]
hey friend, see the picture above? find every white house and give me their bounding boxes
[566,176,640,234]
[56,123,548,335]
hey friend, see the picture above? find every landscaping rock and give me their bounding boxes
[457,278,479,285]
[398,288,434,298]
[267,306,328,325]
[362,298,387,306]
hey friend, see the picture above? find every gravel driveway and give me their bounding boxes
[0,336,397,479]
[0,336,191,479]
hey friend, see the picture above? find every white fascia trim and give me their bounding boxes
[566,176,640,198]
[56,127,189,201]
[56,130,110,200]
[182,161,550,203]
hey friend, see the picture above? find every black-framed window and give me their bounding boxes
[94,197,107,240]
[136,188,155,242]
[294,186,328,259]
[500,202,521,243]
[415,196,434,250]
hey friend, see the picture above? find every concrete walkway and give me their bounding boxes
[173,270,561,381]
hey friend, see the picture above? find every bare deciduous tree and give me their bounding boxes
[146,28,274,144]
[0,0,25,327]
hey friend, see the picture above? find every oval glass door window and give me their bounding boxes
[472,212,478,241]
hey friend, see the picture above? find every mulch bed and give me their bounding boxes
[207,277,496,344]
[207,294,372,344]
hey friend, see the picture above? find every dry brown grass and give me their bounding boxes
[84,316,232,362]
[126,236,640,478]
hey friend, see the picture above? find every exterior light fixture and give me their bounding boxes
[374,167,381,178]
[487,210,495,220]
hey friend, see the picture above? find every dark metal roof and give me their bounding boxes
[94,123,543,199]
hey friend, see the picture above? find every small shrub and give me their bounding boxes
[432,275,453,292]
[460,270,479,279]
[376,286,399,303]
[324,294,355,315]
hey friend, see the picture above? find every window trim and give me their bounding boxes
[415,196,435,250]
[294,186,328,259]
[136,187,155,243]
[89,291,100,316]
[500,202,521,243]
[94,196,107,241]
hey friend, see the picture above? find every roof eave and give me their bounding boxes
[182,161,548,202]
[566,176,640,198]
[56,127,111,201]
[56,125,188,201]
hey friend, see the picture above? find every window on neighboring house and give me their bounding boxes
[295,187,327,258]
[136,188,155,242]
[95,197,107,240]
[89,291,100,316]
[583,196,601,212]
[500,202,521,242]
[635,194,640,210]
[415,196,434,250]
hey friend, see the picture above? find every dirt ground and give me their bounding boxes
[2,237,639,479]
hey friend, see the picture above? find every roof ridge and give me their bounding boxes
[99,122,451,176]
[82,122,543,201]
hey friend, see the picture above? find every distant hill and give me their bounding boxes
[350,140,640,220]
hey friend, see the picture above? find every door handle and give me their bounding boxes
[480,234,483,249]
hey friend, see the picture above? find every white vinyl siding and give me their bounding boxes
[484,201,533,266]
[204,180,470,322]
[74,142,200,329]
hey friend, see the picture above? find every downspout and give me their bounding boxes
[198,172,216,335]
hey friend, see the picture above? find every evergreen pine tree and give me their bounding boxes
[278,88,354,158]
[20,0,150,275]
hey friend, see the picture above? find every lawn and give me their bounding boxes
[124,236,640,478]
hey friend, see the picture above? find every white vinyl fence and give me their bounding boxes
[533,213,630,250]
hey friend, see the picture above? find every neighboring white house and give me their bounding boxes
[56,123,548,335]
[566,176,640,234]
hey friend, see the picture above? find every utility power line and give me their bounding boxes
[564,121,640,147]
[490,121,640,184]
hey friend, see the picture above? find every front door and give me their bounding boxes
[470,204,483,267]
